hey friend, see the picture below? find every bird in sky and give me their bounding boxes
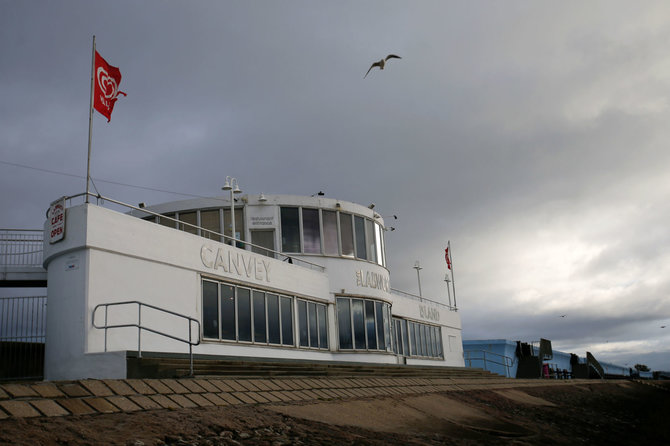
[559,314,567,318]
[364,54,402,78]
[662,325,666,328]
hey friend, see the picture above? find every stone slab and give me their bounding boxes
[258,391,281,403]
[226,381,249,392]
[107,396,142,412]
[300,389,321,400]
[125,379,156,395]
[102,379,136,396]
[31,383,65,398]
[217,393,244,405]
[184,393,213,407]
[0,401,40,418]
[247,379,273,391]
[161,379,189,394]
[58,398,96,415]
[235,380,261,392]
[231,392,257,404]
[180,379,207,393]
[59,383,91,398]
[201,393,229,406]
[30,399,69,417]
[208,380,235,393]
[80,380,114,397]
[0,407,7,419]
[263,380,283,391]
[0,387,8,400]
[193,380,220,393]
[1,384,38,398]
[271,379,297,391]
[86,397,121,414]
[167,394,197,408]
[144,379,173,394]
[149,394,179,409]
[245,392,270,403]
[129,395,163,411]
[268,391,294,402]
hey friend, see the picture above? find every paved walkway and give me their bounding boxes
[0,376,606,419]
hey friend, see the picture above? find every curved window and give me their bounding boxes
[337,297,392,352]
[392,318,443,359]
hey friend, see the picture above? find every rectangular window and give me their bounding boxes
[178,212,198,235]
[375,223,383,266]
[339,213,354,257]
[365,219,376,263]
[280,207,301,252]
[383,304,392,351]
[394,319,403,355]
[375,301,385,350]
[201,209,221,241]
[221,284,236,340]
[298,300,308,347]
[317,304,328,349]
[322,210,339,255]
[365,300,377,350]
[421,324,428,357]
[251,230,275,257]
[234,208,245,248]
[409,323,417,356]
[354,216,367,260]
[280,296,294,346]
[308,302,318,348]
[337,298,352,349]
[267,293,280,344]
[202,281,219,339]
[402,320,410,356]
[237,288,252,342]
[158,213,176,228]
[253,291,266,343]
[351,299,366,349]
[302,208,321,254]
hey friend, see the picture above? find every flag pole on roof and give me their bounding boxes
[85,35,96,203]
[446,240,457,310]
[86,36,126,203]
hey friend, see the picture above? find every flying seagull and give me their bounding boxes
[364,54,402,78]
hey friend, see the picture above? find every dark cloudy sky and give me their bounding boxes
[2,1,669,370]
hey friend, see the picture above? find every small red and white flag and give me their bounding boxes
[445,247,452,270]
[93,51,126,122]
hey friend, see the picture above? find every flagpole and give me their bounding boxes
[86,35,96,203]
[449,240,458,310]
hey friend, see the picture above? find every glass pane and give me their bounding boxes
[202,281,219,339]
[302,208,321,254]
[337,298,352,349]
[375,302,384,350]
[365,300,377,350]
[158,213,176,228]
[322,210,338,255]
[352,299,366,349]
[354,216,367,260]
[237,288,252,342]
[383,304,392,351]
[427,325,434,357]
[394,320,402,355]
[280,296,294,346]
[317,305,328,349]
[177,212,197,235]
[267,293,280,344]
[201,210,221,241]
[421,325,428,357]
[251,230,275,257]
[220,284,236,340]
[409,323,417,356]
[308,302,318,348]
[375,223,383,266]
[253,291,266,343]
[402,320,410,356]
[339,213,354,257]
[436,327,443,357]
[366,219,376,263]
[280,207,301,252]
[298,300,308,347]
[223,208,232,244]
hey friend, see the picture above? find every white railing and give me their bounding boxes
[390,288,457,311]
[0,229,43,267]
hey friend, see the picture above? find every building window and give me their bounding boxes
[297,299,329,350]
[280,207,301,253]
[336,297,392,352]
[354,216,367,260]
[339,213,354,257]
[392,318,442,359]
[202,279,296,347]
[201,209,221,241]
[322,210,339,255]
[302,208,321,254]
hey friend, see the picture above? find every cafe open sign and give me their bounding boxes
[49,197,66,244]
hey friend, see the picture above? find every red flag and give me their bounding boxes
[93,51,126,122]
[445,247,451,270]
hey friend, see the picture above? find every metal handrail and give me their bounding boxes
[390,288,456,311]
[92,300,200,376]
[68,192,326,272]
[463,349,516,378]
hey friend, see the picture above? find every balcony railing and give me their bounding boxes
[0,229,43,267]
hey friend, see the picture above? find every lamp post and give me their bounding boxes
[222,176,242,247]
[413,261,423,299]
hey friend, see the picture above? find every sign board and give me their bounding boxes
[247,205,277,229]
[48,197,66,244]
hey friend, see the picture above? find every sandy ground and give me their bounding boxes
[0,381,668,445]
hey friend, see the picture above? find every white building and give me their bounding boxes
[43,192,463,380]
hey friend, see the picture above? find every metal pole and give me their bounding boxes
[137,304,142,359]
[444,274,452,308]
[449,241,457,309]
[230,187,235,248]
[413,261,423,298]
[86,36,96,203]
